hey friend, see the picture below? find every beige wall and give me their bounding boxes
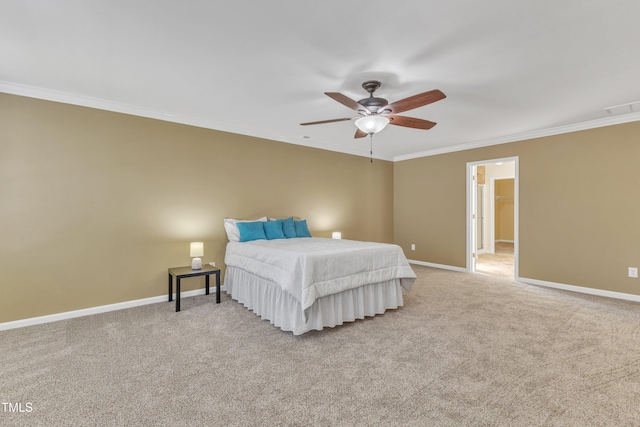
[0,94,394,323]
[395,121,640,296]
[5,90,640,323]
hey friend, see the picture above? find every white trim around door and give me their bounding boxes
[466,157,519,279]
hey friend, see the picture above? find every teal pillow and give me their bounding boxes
[281,217,297,238]
[264,220,285,240]
[294,219,312,238]
[237,221,267,242]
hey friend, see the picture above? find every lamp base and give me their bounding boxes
[192,257,203,270]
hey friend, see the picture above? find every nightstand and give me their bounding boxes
[168,265,221,312]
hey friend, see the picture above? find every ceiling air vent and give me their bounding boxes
[605,101,640,116]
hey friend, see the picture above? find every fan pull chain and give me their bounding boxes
[369,134,373,163]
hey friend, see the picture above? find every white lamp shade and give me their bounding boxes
[355,115,390,134]
[190,242,204,257]
[332,232,342,239]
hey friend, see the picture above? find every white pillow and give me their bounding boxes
[224,217,267,242]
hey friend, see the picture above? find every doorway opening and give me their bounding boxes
[466,158,518,279]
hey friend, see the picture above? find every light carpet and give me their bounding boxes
[2,265,640,426]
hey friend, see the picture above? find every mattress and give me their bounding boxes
[224,237,415,309]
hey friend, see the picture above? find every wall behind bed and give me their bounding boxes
[0,93,394,324]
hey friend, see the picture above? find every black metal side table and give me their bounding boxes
[168,265,221,312]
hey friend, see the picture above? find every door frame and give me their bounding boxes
[466,156,519,278]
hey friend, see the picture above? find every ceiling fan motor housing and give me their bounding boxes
[358,97,388,113]
[358,80,388,113]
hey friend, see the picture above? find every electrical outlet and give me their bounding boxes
[629,267,638,278]
[411,244,416,251]
[209,261,216,267]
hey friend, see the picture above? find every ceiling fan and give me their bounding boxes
[301,80,446,138]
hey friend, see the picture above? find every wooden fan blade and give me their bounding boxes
[354,128,367,138]
[388,115,437,130]
[325,92,363,111]
[300,117,352,126]
[384,89,446,114]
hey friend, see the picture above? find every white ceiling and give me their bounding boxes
[2,1,640,161]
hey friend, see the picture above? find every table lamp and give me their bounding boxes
[190,242,204,270]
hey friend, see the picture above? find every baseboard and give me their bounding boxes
[0,288,211,332]
[409,260,467,273]
[518,277,640,303]
[407,262,640,303]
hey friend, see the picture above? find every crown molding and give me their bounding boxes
[0,81,394,162]
[4,80,636,164]
[393,112,640,162]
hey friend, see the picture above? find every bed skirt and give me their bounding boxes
[223,267,405,335]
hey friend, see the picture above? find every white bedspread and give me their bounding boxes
[224,237,416,310]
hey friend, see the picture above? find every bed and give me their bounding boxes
[223,236,416,335]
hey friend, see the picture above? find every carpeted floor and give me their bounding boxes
[2,265,640,426]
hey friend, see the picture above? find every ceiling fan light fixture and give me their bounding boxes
[355,115,390,134]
